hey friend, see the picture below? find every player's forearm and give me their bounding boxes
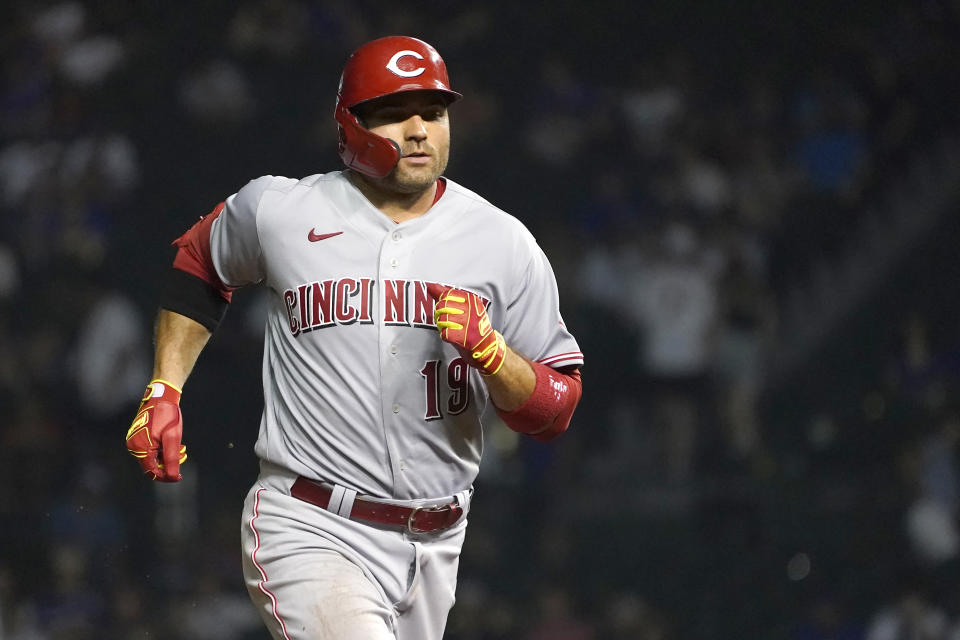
[151,309,212,388]
[492,357,583,442]
[483,346,536,411]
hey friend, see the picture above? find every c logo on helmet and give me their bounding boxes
[386,50,426,78]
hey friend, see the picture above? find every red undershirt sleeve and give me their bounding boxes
[171,202,233,302]
[495,363,582,443]
[158,202,236,332]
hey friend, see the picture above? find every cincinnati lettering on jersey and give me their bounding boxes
[283,279,490,337]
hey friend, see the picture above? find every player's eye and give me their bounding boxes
[377,109,406,122]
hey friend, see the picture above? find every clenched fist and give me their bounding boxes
[428,284,506,376]
[126,379,187,482]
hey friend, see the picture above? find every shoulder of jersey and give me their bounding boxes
[236,174,299,198]
[442,178,529,232]
[268,171,361,195]
[238,173,340,202]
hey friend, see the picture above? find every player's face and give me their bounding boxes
[356,91,451,194]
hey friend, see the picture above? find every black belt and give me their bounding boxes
[290,477,463,533]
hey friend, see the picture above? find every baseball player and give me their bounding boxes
[126,36,583,640]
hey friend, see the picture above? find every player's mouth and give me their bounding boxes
[401,152,432,166]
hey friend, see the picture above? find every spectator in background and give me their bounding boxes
[523,58,597,167]
[178,59,257,127]
[525,585,596,640]
[29,2,127,90]
[731,132,800,233]
[905,410,960,566]
[0,563,45,640]
[47,463,126,562]
[570,169,651,242]
[0,245,22,407]
[174,562,263,639]
[628,221,719,484]
[228,0,310,61]
[791,71,870,201]
[866,580,949,640]
[793,595,864,640]
[599,591,669,640]
[103,580,156,638]
[711,243,776,465]
[570,223,647,478]
[36,545,104,640]
[69,284,150,426]
[886,312,949,411]
[671,141,733,220]
[619,52,688,164]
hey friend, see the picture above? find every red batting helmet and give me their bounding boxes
[335,36,462,178]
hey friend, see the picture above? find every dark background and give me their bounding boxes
[2,1,960,638]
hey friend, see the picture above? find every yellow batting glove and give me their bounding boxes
[427,283,506,376]
[126,379,187,482]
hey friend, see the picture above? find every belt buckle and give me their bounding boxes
[407,504,451,533]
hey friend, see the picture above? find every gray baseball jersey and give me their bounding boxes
[209,170,583,500]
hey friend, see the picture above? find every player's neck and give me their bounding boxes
[348,171,437,224]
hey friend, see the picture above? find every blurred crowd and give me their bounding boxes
[2,1,960,638]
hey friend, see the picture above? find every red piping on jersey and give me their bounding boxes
[249,488,292,640]
[396,178,446,222]
[537,351,584,367]
[393,178,447,224]
[172,202,234,302]
[496,364,582,443]
[433,177,446,204]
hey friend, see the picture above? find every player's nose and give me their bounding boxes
[403,115,428,141]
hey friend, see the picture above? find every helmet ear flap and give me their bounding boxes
[335,105,401,178]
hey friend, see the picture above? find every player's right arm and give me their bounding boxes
[124,310,211,482]
[126,177,273,482]
[125,210,227,482]
[152,309,212,389]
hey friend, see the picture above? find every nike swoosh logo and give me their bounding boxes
[308,230,343,242]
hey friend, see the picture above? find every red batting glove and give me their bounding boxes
[428,283,506,376]
[126,379,187,482]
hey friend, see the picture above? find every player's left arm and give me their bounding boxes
[428,284,582,442]
[485,348,582,443]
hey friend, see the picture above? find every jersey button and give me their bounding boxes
[392,231,402,242]
[392,404,400,414]
[390,258,399,268]
[390,344,398,355]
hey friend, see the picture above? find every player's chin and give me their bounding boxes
[392,166,442,193]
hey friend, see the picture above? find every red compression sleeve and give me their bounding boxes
[495,363,582,443]
[172,202,233,302]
